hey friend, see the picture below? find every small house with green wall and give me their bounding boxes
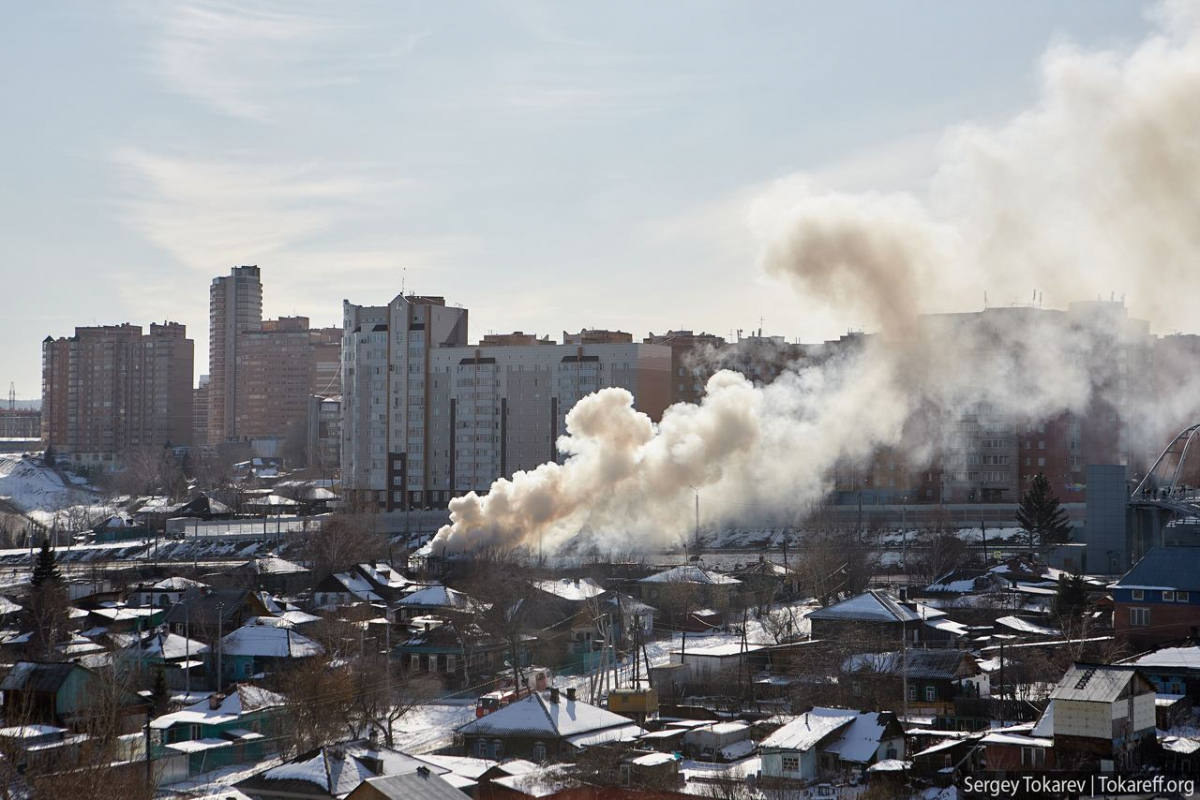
[150,684,286,775]
[0,661,146,730]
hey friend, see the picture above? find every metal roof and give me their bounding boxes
[0,662,80,693]
[1050,664,1147,703]
[1113,547,1200,591]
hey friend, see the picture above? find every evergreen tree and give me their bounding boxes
[151,667,170,717]
[1053,574,1090,620]
[1016,474,1073,553]
[30,539,61,586]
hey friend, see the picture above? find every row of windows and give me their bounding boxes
[1129,589,1190,603]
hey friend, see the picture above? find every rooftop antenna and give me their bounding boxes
[401,267,407,297]
[7,383,14,412]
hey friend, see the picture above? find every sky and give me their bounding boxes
[0,1,1158,396]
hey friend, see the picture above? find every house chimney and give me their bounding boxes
[566,687,576,702]
[550,687,560,703]
[209,693,223,710]
[898,587,908,602]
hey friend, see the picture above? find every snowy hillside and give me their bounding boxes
[0,453,94,512]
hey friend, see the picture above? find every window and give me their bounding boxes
[781,754,800,772]
[476,739,489,758]
[925,685,936,702]
[1131,589,1144,601]
[1021,747,1045,767]
[1130,607,1150,627]
[533,741,547,761]
[492,739,504,759]
[907,685,917,701]
[410,654,420,672]
[447,655,457,674]
[1179,592,1191,602]
[1164,591,1176,602]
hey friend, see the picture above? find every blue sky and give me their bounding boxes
[0,1,1155,393]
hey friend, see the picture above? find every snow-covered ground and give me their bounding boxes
[390,702,478,753]
[0,453,95,512]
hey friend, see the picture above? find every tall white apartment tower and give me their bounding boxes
[342,295,468,511]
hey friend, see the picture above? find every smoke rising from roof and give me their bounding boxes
[433,3,1200,554]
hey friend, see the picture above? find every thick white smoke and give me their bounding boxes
[434,3,1200,554]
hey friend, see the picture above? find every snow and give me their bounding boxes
[396,583,473,609]
[760,708,858,751]
[631,752,677,766]
[263,751,333,788]
[994,616,1061,636]
[867,759,911,772]
[639,565,740,585]
[220,622,323,658]
[1162,736,1200,755]
[720,739,757,760]
[981,732,1053,747]
[564,723,646,747]
[0,724,65,738]
[0,454,96,512]
[167,738,234,753]
[458,691,641,739]
[1126,646,1200,669]
[534,577,606,601]
[824,712,888,763]
[391,703,478,754]
[332,571,383,602]
[151,685,287,730]
[132,631,210,661]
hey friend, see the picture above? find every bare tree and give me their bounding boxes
[300,515,386,584]
[344,652,433,747]
[277,658,357,755]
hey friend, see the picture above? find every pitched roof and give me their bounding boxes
[151,685,287,729]
[220,622,323,658]
[1113,547,1200,591]
[240,741,449,797]
[1123,646,1200,670]
[638,565,740,585]
[396,584,473,609]
[162,588,250,627]
[1050,664,1146,703]
[456,691,641,740]
[354,771,466,800]
[842,649,975,680]
[760,708,857,751]
[533,578,605,602]
[0,661,81,693]
[807,590,924,623]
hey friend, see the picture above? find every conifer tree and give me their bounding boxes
[30,539,61,586]
[1016,473,1072,553]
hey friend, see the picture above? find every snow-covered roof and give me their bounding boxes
[760,708,858,752]
[0,724,65,738]
[981,732,1052,748]
[253,742,450,796]
[0,596,22,615]
[357,562,409,589]
[131,631,210,661]
[867,759,912,772]
[395,584,472,609]
[995,616,1061,637]
[1124,646,1200,670]
[564,723,646,748]
[251,556,307,575]
[534,578,605,602]
[150,576,207,591]
[639,565,740,585]
[151,685,287,730]
[674,643,765,658]
[330,572,383,603]
[219,622,323,658]
[1162,736,1200,755]
[807,590,924,624]
[631,752,676,766]
[823,711,890,763]
[457,691,641,740]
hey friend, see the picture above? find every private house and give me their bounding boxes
[457,688,644,762]
[980,727,1055,772]
[682,721,753,761]
[0,661,145,730]
[638,565,740,621]
[227,557,312,596]
[524,578,608,673]
[1111,547,1200,650]
[1121,646,1200,699]
[807,590,950,653]
[150,685,287,776]
[393,584,478,621]
[120,630,210,689]
[353,561,417,603]
[1049,663,1156,771]
[311,571,384,609]
[129,576,208,608]
[925,569,1011,595]
[344,770,466,800]
[218,619,324,683]
[759,707,905,784]
[841,650,988,719]
[671,642,767,686]
[235,740,455,799]
[163,588,271,645]
[397,617,511,692]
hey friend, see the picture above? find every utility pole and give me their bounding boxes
[184,607,190,697]
[216,602,224,691]
[999,640,1006,727]
[901,499,908,571]
[901,619,909,724]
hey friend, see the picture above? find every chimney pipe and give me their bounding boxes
[566,687,576,702]
[209,693,223,710]
[550,687,560,703]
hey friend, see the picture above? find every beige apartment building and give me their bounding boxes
[340,295,671,512]
[41,322,194,464]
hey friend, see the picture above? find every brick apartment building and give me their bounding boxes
[41,322,194,464]
[206,266,342,456]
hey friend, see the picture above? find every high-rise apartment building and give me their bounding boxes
[41,322,194,464]
[644,330,727,405]
[206,266,343,457]
[341,295,671,511]
[193,375,209,447]
[208,265,263,443]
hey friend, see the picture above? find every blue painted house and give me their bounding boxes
[150,684,287,775]
[1111,547,1200,650]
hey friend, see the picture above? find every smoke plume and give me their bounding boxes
[434,3,1200,554]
